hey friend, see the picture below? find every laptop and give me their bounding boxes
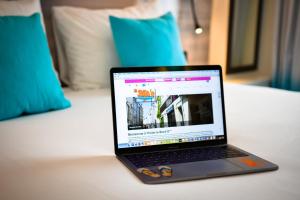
[110,65,278,184]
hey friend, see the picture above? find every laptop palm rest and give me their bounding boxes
[143,160,242,184]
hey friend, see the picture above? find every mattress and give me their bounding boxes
[0,84,300,200]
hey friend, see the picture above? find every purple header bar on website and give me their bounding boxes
[125,76,211,83]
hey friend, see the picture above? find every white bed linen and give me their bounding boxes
[0,84,300,200]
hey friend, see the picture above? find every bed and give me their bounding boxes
[1,0,300,199]
[1,83,300,200]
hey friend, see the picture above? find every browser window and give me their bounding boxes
[113,70,225,148]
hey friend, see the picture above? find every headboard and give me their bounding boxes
[40,0,137,71]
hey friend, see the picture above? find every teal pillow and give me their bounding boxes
[0,13,71,121]
[109,12,186,67]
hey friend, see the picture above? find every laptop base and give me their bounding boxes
[117,144,278,184]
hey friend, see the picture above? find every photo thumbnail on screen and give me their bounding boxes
[126,94,214,130]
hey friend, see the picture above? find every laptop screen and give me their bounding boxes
[112,69,225,149]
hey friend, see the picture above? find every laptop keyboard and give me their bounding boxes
[125,146,248,168]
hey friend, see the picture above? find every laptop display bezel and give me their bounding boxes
[110,65,228,155]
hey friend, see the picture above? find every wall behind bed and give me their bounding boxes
[178,0,212,65]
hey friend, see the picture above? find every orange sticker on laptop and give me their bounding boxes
[158,166,172,177]
[239,158,263,167]
[137,168,160,178]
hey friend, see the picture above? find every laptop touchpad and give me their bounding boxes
[171,160,242,178]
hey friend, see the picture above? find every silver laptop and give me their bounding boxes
[110,65,278,184]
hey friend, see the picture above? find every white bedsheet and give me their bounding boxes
[0,84,300,200]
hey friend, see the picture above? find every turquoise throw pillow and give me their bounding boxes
[0,13,71,121]
[109,12,186,67]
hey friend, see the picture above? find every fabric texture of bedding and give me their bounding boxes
[109,12,186,67]
[0,13,70,121]
[52,2,165,90]
[0,84,299,199]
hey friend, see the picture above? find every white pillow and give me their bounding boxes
[0,0,45,29]
[52,3,165,90]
